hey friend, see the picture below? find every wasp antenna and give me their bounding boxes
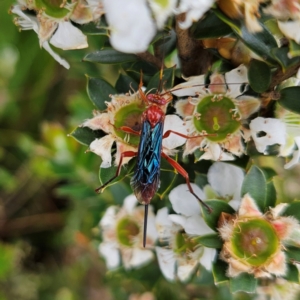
[143,204,148,248]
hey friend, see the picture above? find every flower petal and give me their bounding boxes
[148,0,177,28]
[238,194,262,217]
[208,162,244,200]
[50,21,88,50]
[82,112,111,132]
[169,184,204,217]
[123,194,138,214]
[265,251,287,276]
[278,20,300,44]
[155,247,176,281]
[163,115,187,149]
[123,248,154,269]
[100,206,117,228]
[99,242,120,269]
[284,136,300,169]
[90,135,115,168]
[199,247,216,270]
[250,117,286,154]
[115,142,137,166]
[225,65,248,98]
[171,75,206,97]
[177,259,198,281]
[235,95,260,119]
[103,0,156,53]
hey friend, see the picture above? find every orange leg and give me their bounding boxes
[120,126,140,136]
[161,152,212,213]
[163,130,217,140]
[95,151,137,193]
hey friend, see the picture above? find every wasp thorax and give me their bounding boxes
[147,94,168,105]
[117,217,140,247]
[193,95,240,142]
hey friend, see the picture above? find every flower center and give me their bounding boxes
[230,218,279,266]
[193,95,240,142]
[175,231,196,258]
[116,218,140,247]
[114,103,145,146]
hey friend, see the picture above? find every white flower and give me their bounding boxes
[172,65,260,161]
[249,117,286,154]
[103,0,156,53]
[148,0,177,28]
[174,0,216,29]
[99,194,157,269]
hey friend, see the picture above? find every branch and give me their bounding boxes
[175,14,214,77]
[136,51,164,69]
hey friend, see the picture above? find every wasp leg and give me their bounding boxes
[119,126,140,136]
[163,130,217,140]
[95,151,137,193]
[161,152,212,213]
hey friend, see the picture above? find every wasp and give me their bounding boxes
[96,69,213,247]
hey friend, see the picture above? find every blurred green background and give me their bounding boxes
[1,1,300,299]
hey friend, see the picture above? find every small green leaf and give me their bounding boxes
[69,127,103,146]
[212,259,229,285]
[153,29,177,57]
[86,76,117,110]
[146,67,175,93]
[201,200,235,231]
[271,47,300,72]
[286,246,300,263]
[115,74,139,94]
[75,20,109,35]
[248,60,272,93]
[289,40,300,58]
[278,87,300,114]
[191,10,232,39]
[241,165,276,212]
[284,263,299,283]
[230,273,257,293]
[0,243,15,280]
[84,48,138,64]
[194,234,223,248]
[281,202,300,221]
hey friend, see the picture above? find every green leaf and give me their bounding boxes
[86,76,117,110]
[271,47,300,72]
[212,259,229,285]
[146,67,175,93]
[248,59,272,93]
[0,243,15,280]
[153,29,177,57]
[278,87,300,114]
[286,246,300,263]
[241,165,276,212]
[281,201,300,221]
[201,200,235,231]
[214,9,278,64]
[191,10,232,39]
[84,48,138,64]
[115,74,139,94]
[194,234,223,248]
[230,273,257,293]
[289,40,300,58]
[284,263,299,283]
[69,127,103,146]
[75,19,109,35]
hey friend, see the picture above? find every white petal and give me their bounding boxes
[156,207,174,240]
[175,0,215,30]
[103,0,156,53]
[146,206,158,242]
[155,247,176,281]
[200,142,235,161]
[99,242,120,269]
[169,184,204,216]
[177,259,198,282]
[208,162,244,200]
[199,247,216,270]
[123,194,138,214]
[163,115,187,149]
[42,41,70,69]
[127,248,154,268]
[148,0,177,28]
[278,21,300,44]
[100,206,117,228]
[225,65,248,98]
[89,135,115,168]
[228,199,240,211]
[250,117,286,154]
[169,214,213,235]
[284,137,300,169]
[171,75,206,96]
[11,5,39,33]
[50,21,88,50]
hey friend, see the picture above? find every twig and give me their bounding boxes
[136,51,164,69]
